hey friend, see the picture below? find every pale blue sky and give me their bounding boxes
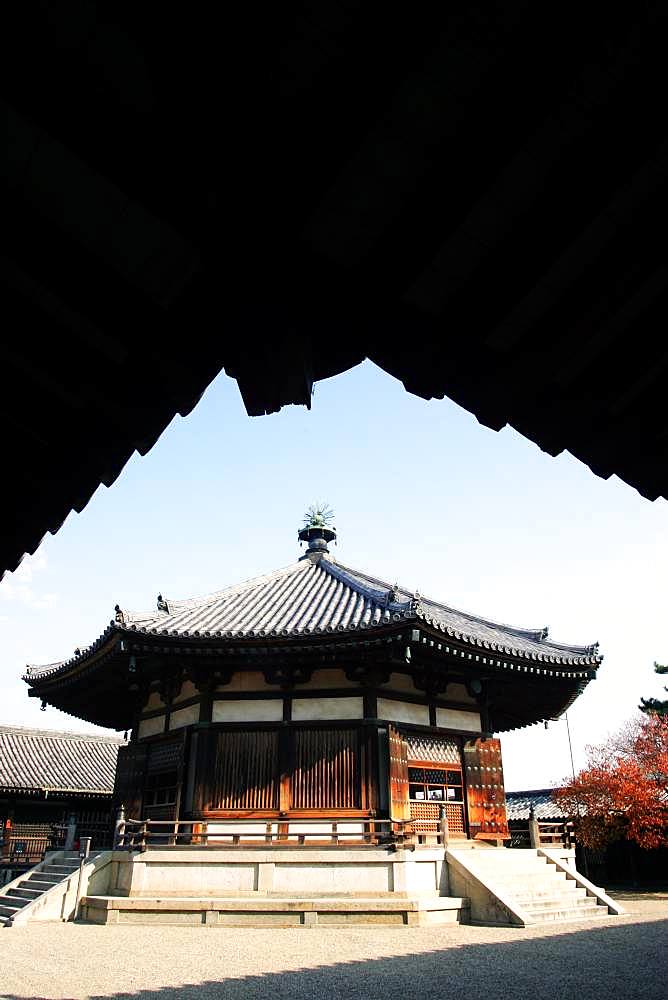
[1,361,665,789]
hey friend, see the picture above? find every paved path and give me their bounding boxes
[1,897,666,1000]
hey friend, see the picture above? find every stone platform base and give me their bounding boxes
[107,846,450,898]
[81,894,469,927]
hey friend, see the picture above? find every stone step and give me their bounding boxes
[27,872,63,883]
[0,902,25,918]
[465,859,551,870]
[21,878,60,892]
[527,902,608,924]
[3,892,30,907]
[6,887,42,901]
[81,894,470,928]
[483,876,569,890]
[520,894,595,912]
[465,863,555,876]
[480,868,568,879]
[513,886,587,906]
[43,865,79,875]
[462,847,547,865]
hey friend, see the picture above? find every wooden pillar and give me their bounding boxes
[278,728,292,815]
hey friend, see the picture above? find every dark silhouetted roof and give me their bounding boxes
[3,7,668,579]
[0,724,124,796]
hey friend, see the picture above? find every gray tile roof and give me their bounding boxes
[26,553,601,681]
[123,556,598,661]
[505,789,567,821]
[0,724,124,796]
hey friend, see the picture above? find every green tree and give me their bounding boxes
[639,662,668,716]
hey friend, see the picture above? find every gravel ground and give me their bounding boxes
[1,896,666,1000]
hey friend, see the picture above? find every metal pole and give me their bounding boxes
[563,714,590,876]
[564,713,577,782]
[71,836,91,922]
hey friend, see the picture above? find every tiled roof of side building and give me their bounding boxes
[25,553,602,681]
[0,724,125,796]
[505,789,568,821]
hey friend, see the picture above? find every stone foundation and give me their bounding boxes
[81,894,467,927]
[106,846,450,898]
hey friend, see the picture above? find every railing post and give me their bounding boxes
[113,804,126,849]
[71,836,92,922]
[439,804,450,847]
[1,818,11,860]
[401,820,415,850]
[528,805,541,849]
[64,811,77,851]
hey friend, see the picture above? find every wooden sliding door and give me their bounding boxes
[290,728,361,810]
[206,729,280,812]
[197,726,367,816]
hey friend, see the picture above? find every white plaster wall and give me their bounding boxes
[222,672,272,693]
[212,699,283,722]
[173,680,197,703]
[446,683,476,705]
[208,823,279,837]
[436,708,481,732]
[138,714,166,739]
[379,672,417,692]
[377,697,429,726]
[291,697,364,721]
[292,668,354,689]
[169,703,200,730]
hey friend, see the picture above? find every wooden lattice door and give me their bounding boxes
[463,737,509,841]
[387,725,410,821]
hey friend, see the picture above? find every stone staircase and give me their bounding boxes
[0,852,80,927]
[447,847,622,926]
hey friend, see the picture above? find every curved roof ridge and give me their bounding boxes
[24,659,66,675]
[126,560,306,622]
[320,557,412,608]
[329,556,546,633]
[326,556,598,656]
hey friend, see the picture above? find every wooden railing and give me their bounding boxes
[1,817,114,869]
[509,819,575,850]
[3,833,51,865]
[113,814,430,850]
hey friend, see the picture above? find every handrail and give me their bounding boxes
[113,813,418,850]
[510,818,574,849]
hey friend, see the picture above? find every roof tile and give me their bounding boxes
[0,724,124,795]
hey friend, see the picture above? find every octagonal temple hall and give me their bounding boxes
[25,517,601,847]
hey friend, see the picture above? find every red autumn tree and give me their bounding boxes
[553,713,668,851]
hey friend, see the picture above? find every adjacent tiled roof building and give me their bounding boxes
[0,725,125,797]
[505,789,567,821]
